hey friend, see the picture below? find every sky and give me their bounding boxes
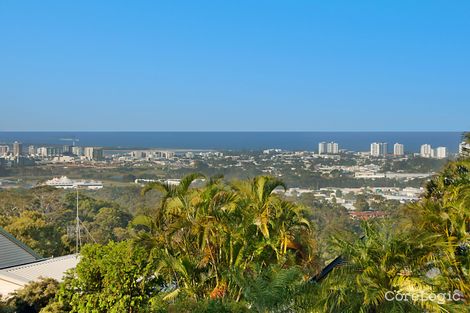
[0,1,469,131]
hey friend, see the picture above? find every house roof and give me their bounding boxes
[0,226,42,269]
[3,254,78,281]
[309,256,346,283]
[0,226,79,297]
[0,254,79,297]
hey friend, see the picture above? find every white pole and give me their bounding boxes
[76,187,81,253]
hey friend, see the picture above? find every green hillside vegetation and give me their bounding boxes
[0,187,133,256]
[1,135,469,312]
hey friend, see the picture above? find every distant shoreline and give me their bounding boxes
[0,131,464,153]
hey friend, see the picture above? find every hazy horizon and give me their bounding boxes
[0,131,463,152]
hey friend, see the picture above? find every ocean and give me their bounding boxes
[0,132,464,153]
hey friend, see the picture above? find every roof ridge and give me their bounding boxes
[4,254,78,271]
[0,226,43,262]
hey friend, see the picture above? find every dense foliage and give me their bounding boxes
[316,158,470,312]
[38,175,319,312]
[0,187,133,256]
[0,278,59,313]
[1,137,469,312]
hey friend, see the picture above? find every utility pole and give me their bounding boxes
[76,187,81,254]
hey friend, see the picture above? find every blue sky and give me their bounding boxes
[0,1,469,131]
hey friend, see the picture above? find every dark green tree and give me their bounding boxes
[51,241,160,313]
[4,278,59,313]
[354,194,369,211]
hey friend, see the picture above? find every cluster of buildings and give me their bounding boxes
[0,140,223,173]
[0,141,105,165]
[370,142,391,156]
[0,141,22,156]
[113,150,223,168]
[369,142,447,159]
[278,185,424,220]
[130,150,175,159]
[33,145,104,160]
[419,144,447,159]
[316,141,450,159]
[318,142,340,154]
[0,138,458,168]
[0,141,35,167]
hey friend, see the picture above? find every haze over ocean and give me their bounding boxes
[0,132,462,153]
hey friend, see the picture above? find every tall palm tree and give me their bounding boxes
[464,132,470,145]
[403,159,470,296]
[233,176,286,239]
[316,221,449,313]
[130,174,318,304]
[461,132,470,157]
[132,173,205,248]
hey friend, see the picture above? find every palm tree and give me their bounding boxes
[316,221,449,313]
[130,174,318,304]
[132,173,205,249]
[464,132,470,145]
[323,156,470,312]
[140,172,205,219]
[461,132,470,157]
[403,159,470,296]
[232,176,286,240]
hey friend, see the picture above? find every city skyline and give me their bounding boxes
[1,2,469,311]
[0,139,453,156]
[1,1,470,131]
[0,131,463,153]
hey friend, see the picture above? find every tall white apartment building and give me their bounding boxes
[420,144,432,158]
[435,147,448,159]
[28,145,36,155]
[319,142,339,154]
[393,143,404,156]
[382,142,388,156]
[37,147,62,157]
[84,147,104,161]
[13,141,22,156]
[370,143,380,156]
[370,142,388,156]
[327,142,339,154]
[72,146,84,156]
[0,145,9,156]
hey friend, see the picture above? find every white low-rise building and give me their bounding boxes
[44,176,103,189]
[355,172,386,179]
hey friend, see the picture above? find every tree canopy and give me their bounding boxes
[2,134,469,312]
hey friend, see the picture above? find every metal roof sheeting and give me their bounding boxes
[0,227,42,269]
[4,254,78,281]
[0,254,79,297]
